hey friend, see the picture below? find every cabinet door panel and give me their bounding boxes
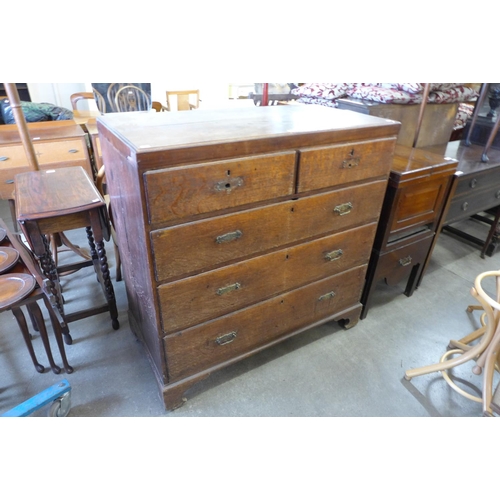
[164,265,366,381]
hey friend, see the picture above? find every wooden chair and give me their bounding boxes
[114,85,151,112]
[96,165,121,281]
[70,91,106,113]
[405,269,500,416]
[165,90,199,111]
[152,101,167,112]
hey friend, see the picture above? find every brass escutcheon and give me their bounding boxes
[399,256,412,266]
[216,230,243,244]
[214,177,244,193]
[215,331,237,346]
[216,282,241,296]
[333,202,353,216]
[341,157,360,169]
[318,291,336,301]
[325,249,343,261]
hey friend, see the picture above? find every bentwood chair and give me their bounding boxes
[165,90,199,111]
[405,269,500,416]
[114,85,152,112]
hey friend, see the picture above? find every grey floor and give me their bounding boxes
[1,198,499,417]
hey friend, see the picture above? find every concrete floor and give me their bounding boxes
[1,198,499,417]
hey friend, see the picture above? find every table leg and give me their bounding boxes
[39,234,64,316]
[96,238,119,330]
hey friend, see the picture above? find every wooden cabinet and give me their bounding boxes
[360,145,458,318]
[97,105,399,410]
[0,120,93,200]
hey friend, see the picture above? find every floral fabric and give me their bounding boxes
[291,83,350,100]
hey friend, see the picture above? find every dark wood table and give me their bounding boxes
[14,166,119,336]
[425,141,500,257]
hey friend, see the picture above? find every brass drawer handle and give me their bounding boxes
[0,156,9,161]
[318,291,336,301]
[325,249,343,261]
[68,148,79,153]
[470,178,477,188]
[214,177,243,193]
[399,256,412,267]
[496,190,500,199]
[461,202,469,211]
[216,282,241,296]
[341,157,360,169]
[216,229,242,244]
[334,202,353,216]
[215,331,237,346]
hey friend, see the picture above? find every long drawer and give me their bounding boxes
[151,179,387,281]
[445,185,500,224]
[164,265,366,381]
[297,138,395,193]
[158,223,377,333]
[144,151,297,225]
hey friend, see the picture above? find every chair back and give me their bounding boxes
[114,85,152,112]
[70,91,106,113]
[166,90,199,111]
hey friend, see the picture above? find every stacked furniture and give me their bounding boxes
[360,145,458,318]
[97,105,399,410]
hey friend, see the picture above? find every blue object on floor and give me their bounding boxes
[1,379,72,417]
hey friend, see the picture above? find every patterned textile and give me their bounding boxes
[453,102,475,130]
[296,96,339,108]
[428,85,479,104]
[291,83,350,100]
[346,85,423,104]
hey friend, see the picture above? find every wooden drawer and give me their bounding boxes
[446,186,500,224]
[158,223,377,333]
[0,144,29,168]
[33,139,88,164]
[375,232,434,286]
[144,152,297,225]
[151,179,387,281]
[0,139,87,168]
[453,169,500,198]
[0,165,31,199]
[297,138,395,193]
[164,265,366,381]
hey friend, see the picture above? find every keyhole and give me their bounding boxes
[227,170,231,176]
[350,149,354,156]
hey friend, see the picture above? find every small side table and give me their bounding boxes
[14,166,119,335]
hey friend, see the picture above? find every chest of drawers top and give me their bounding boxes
[97,105,400,168]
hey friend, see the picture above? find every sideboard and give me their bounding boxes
[97,105,400,410]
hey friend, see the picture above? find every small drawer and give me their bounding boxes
[151,179,387,281]
[453,169,500,197]
[158,223,377,333]
[164,265,366,381]
[446,188,500,225]
[144,151,297,225]
[376,232,434,287]
[34,139,87,164]
[297,138,395,192]
[0,145,29,168]
[0,165,31,199]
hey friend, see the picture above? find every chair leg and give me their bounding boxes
[11,306,45,373]
[26,301,61,375]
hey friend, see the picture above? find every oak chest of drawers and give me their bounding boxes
[97,106,399,410]
[0,120,93,200]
